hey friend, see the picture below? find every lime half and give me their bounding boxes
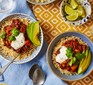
[70,0,78,9]
[66,13,78,21]
[65,5,76,15]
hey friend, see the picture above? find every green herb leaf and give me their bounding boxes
[11,27,19,36]
[75,52,86,61]
[74,61,80,65]
[69,57,76,66]
[8,36,16,41]
[0,31,6,39]
[66,47,73,58]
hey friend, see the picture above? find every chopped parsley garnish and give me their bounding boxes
[69,57,76,66]
[8,36,16,41]
[75,52,86,61]
[66,47,86,66]
[66,47,73,58]
[8,27,20,41]
[11,27,19,36]
[0,31,6,39]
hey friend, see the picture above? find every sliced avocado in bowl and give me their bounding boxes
[27,22,34,41]
[26,22,41,46]
[31,22,41,46]
[78,48,92,74]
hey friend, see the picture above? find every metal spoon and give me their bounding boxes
[0,53,20,76]
[29,64,39,80]
[33,67,45,85]
[29,64,45,85]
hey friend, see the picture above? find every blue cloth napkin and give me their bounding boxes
[0,0,67,85]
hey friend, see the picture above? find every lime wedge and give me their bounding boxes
[65,5,76,15]
[68,0,71,3]
[66,13,78,21]
[70,0,78,9]
[81,7,86,18]
[77,5,83,16]
[77,5,86,17]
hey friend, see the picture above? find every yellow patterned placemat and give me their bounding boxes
[29,0,93,84]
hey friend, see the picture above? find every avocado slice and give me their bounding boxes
[78,49,91,74]
[78,49,89,74]
[26,22,34,41]
[26,22,41,46]
[31,22,41,46]
[78,51,86,66]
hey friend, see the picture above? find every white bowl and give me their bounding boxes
[0,13,43,64]
[27,0,55,5]
[60,0,91,26]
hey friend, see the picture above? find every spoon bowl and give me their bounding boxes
[29,64,45,85]
[33,68,45,85]
[29,64,39,80]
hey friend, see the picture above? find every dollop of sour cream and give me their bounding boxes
[11,33,25,50]
[56,46,68,64]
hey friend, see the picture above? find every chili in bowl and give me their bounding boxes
[46,32,93,81]
[0,13,43,64]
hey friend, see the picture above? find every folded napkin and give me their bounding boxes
[0,0,67,85]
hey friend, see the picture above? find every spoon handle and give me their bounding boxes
[33,83,41,85]
[0,53,20,76]
[32,81,42,85]
[32,82,37,85]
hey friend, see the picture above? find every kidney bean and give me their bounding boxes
[62,60,68,64]
[20,24,26,32]
[74,49,80,53]
[61,63,66,69]
[55,48,60,55]
[12,19,21,25]
[4,25,13,34]
[71,65,78,72]
[82,45,87,51]
[4,40,11,48]
[66,66,71,71]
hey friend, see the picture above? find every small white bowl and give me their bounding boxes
[27,0,55,5]
[60,0,92,26]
